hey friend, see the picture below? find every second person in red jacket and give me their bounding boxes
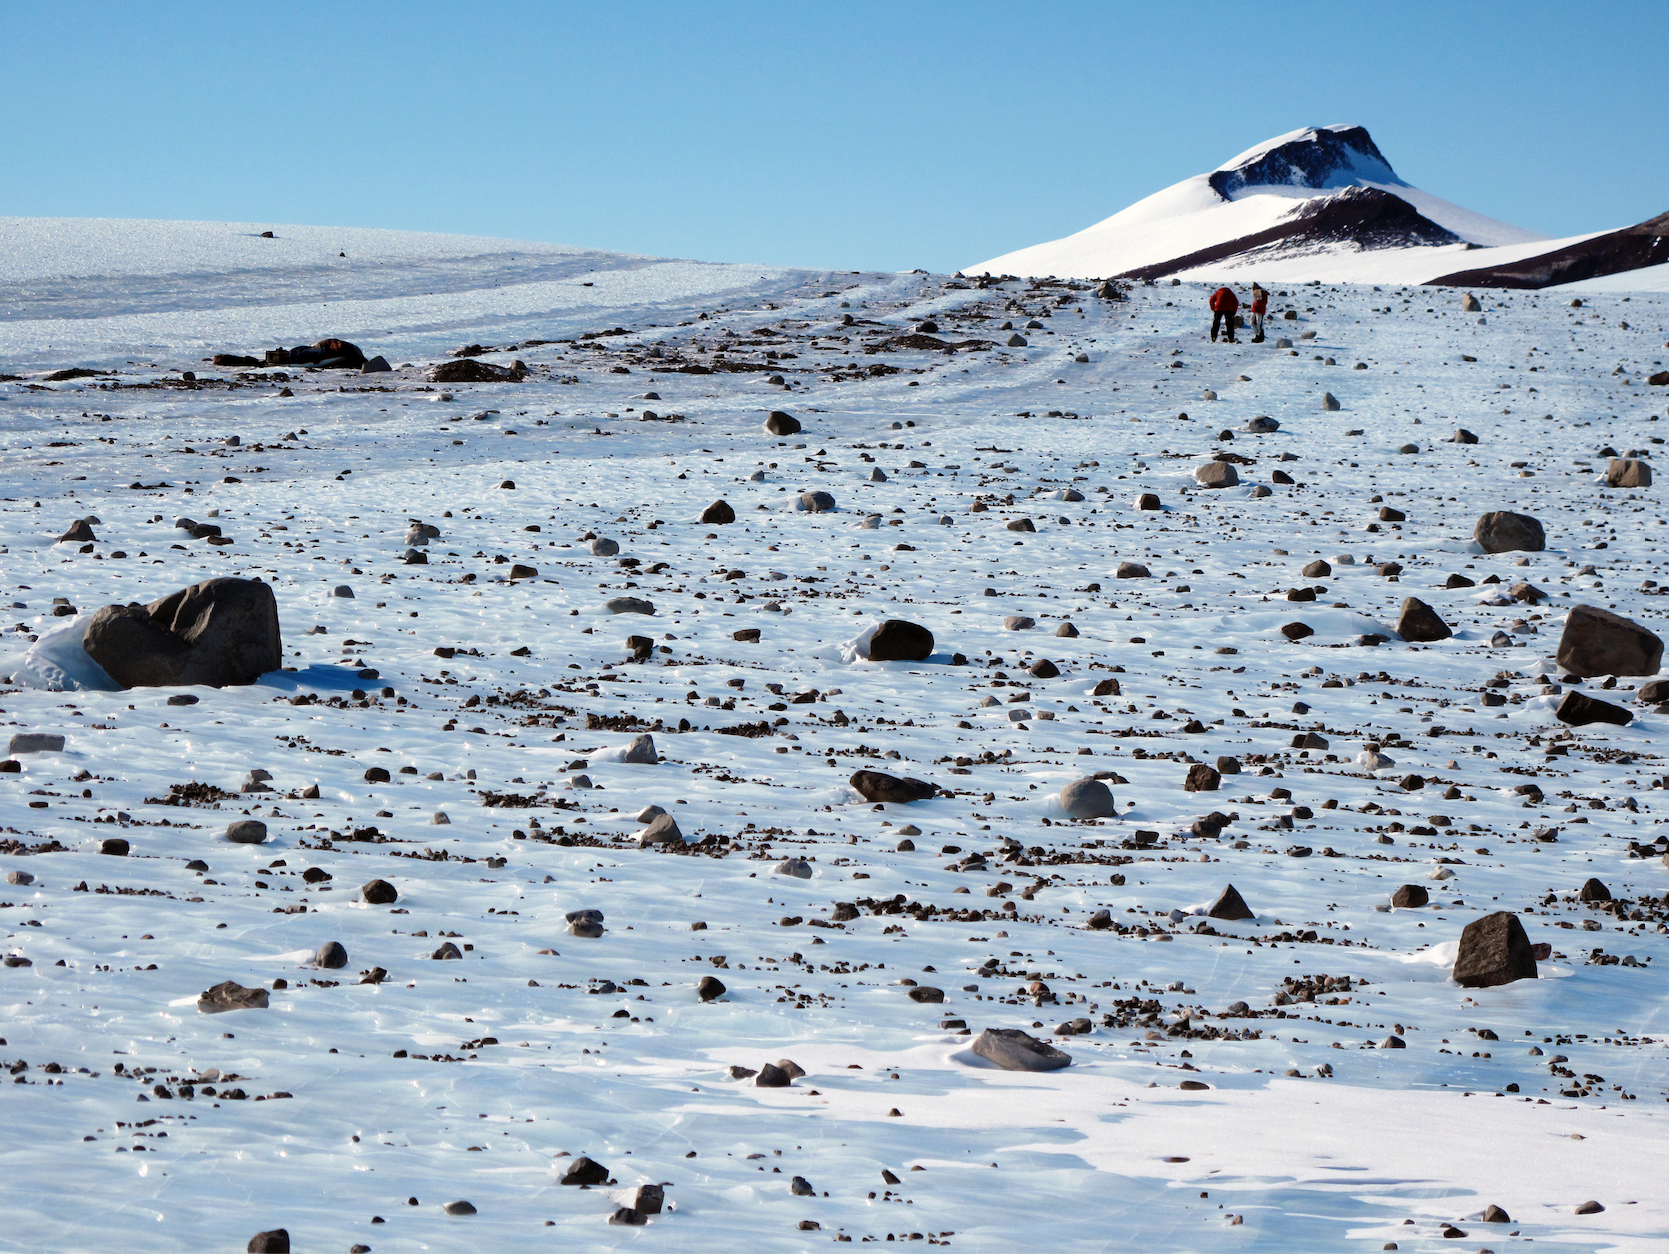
[1209,286,1239,343]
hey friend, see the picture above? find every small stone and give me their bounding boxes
[1574,1200,1605,1215]
[1578,877,1610,902]
[907,986,945,1003]
[1003,616,1035,631]
[6,871,35,887]
[99,837,130,856]
[1193,462,1239,488]
[1321,393,1340,411]
[1605,458,1651,488]
[774,858,814,879]
[1116,561,1150,579]
[1281,622,1314,641]
[868,620,934,662]
[765,410,802,436]
[636,813,684,846]
[7,733,66,754]
[798,490,837,512]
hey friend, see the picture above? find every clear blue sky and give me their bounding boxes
[5,0,1665,272]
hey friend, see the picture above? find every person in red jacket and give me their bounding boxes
[1209,286,1239,343]
[1248,282,1269,342]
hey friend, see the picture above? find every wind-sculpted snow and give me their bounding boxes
[1,227,1667,1252]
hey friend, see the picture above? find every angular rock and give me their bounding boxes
[560,1156,609,1185]
[1453,911,1538,988]
[1207,884,1254,921]
[1606,458,1652,488]
[971,1027,1071,1072]
[1184,764,1221,792]
[429,358,525,383]
[83,577,281,689]
[1281,622,1314,641]
[1321,393,1340,411]
[1391,884,1429,908]
[1474,511,1545,554]
[700,500,736,525]
[1578,877,1610,902]
[1216,756,1241,774]
[1136,493,1161,510]
[1555,604,1663,677]
[359,355,391,374]
[58,519,97,543]
[361,879,399,905]
[755,1062,793,1087]
[868,620,934,662]
[636,813,683,846]
[620,734,659,764]
[1638,677,1669,703]
[1059,777,1116,818]
[199,981,270,1014]
[774,858,814,879]
[7,733,65,754]
[1482,1205,1511,1224]
[698,975,726,1001]
[850,770,934,803]
[1555,690,1632,727]
[99,837,129,856]
[1397,598,1452,643]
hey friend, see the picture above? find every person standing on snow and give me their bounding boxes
[1209,286,1239,343]
[1248,283,1268,342]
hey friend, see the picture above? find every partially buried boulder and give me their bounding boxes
[83,577,281,689]
[198,981,269,1014]
[765,410,802,436]
[1555,604,1663,677]
[700,500,735,525]
[1396,597,1452,643]
[1207,884,1254,921]
[1474,511,1545,554]
[1555,690,1632,727]
[798,490,836,512]
[1193,462,1239,488]
[850,770,935,803]
[1606,458,1652,488]
[868,619,934,662]
[1058,777,1116,819]
[1453,911,1538,988]
[971,1027,1071,1072]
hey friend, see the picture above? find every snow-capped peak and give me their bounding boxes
[1209,124,1403,200]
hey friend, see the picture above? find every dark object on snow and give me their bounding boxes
[849,770,935,803]
[560,1156,609,1185]
[287,338,366,369]
[429,358,527,383]
[1396,597,1452,643]
[1391,883,1429,908]
[82,577,281,689]
[698,975,726,1001]
[1578,877,1610,902]
[1207,884,1254,920]
[1474,510,1545,554]
[1184,764,1221,792]
[246,1231,290,1254]
[765,410,802,435]
[1429,206,1669,289]
[199,981,270,1014]
[1555,604,1663,678]
[868,619,934,662]
[361,879,399,905]
[972,1027,1072,1071]
[1555,690,1633,727]
[1453,911,1538,988]
[700,500,735,525]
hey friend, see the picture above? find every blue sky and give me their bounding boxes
[5,1,1665,272]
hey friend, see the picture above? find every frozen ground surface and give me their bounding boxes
[1,219,1668,1253]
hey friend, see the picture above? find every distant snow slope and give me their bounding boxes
[0,217,801,368]
[967,125,1559,283]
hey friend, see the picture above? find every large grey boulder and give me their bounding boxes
[1555,604,1663,677]
[971,1027,1072,1071]
[636,813,683,846]
[7,733,65,754]
[1058,777,1116,819]
[82,577,281,688]
[799,490,837,512]
[620,734,659,764]
[1193,462,1239,489]
[1474,511,1545,554]
[1606,458,1652,488]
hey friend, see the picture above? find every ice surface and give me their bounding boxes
[0,220,1666,1253]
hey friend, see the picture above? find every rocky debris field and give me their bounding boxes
[1,229,1668,1252]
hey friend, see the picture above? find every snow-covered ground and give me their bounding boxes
[2,217,1668,1253]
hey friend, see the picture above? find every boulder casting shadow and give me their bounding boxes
[82,577,281,689]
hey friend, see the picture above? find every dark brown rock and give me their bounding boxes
[698,975,726,1001]
[1555,690,1632,727]
[1397,597,1452,643]
[361,879,399,905]
[1453,911,1538,988]
[1606,458,1652,488]
[868,620,934,662]
[700,500,736,525]
[82,577,281,689]
[246,1231,290,1254]
[429,358,526,383]
[1184,764,1220,792]
[850,770,935,803]
[1029,658,1060,678]
[765,410,802,435]
[755,1062,792,1087]
[199,981,270,1014]
[560,1156,609,1185]
[1092,677,1121,697]
[1555,604,1663,677]
[907,986,945,1003]
[1207,884,1253,921]
[1281,622,1314,641]
[1136,493,1161,510]
[971,1027,1071,1071]
[58,519,96,543]
[1391,884,1429,908]
[1578,877,1610,902]
[1474,511,1545,554]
